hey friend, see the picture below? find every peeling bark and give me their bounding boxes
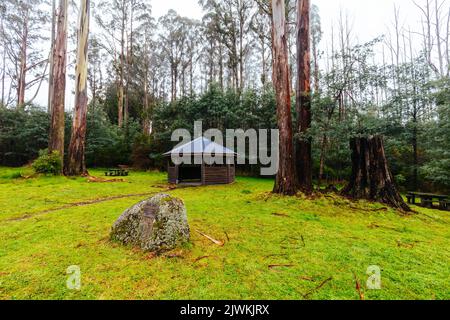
[66,0,90,176]
[48,0,56,113]
[296,0,313,193]
[271,0,297,196]
[48,0,68,168]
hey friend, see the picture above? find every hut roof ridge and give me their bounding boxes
[164,137,237,156]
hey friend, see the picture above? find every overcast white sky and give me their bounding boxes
[152,0,203,19]
[315,0,423,43]
[22,0,433,108]
[151,0,422,41]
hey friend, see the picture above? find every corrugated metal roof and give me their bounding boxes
[164,137,237,156]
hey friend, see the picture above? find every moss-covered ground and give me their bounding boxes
[0,167,448,300]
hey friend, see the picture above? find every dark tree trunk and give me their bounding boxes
[317,133,327,188]
[48,0,68,168]
[296,0,313,193]
[342,136,411,212]
[412,121,418,191]
[271,0,297,196]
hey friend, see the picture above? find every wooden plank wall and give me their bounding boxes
[169,164,235,185]
[168,166,177,184]
[228,165,235,183]
[203,166,231,185]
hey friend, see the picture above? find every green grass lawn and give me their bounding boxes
[0,167,448,300]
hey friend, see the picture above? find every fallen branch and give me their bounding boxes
[263,254,288,259]
[87,176,126,183]
[195,229,224,246]
[299,276,316,282]
[396,240,418,249]
[302,277,333,299]
[268,264,294,270]
[146,252,158,260]
[193,256,210,263]
[367,223,407,233]
[353,272,365,300]
[271,212,290,218]
[349,205,388,212]
[165,250,184,258]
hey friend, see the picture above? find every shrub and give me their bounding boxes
[0,107,50,167]
[31,149,62,175]
[395,174,407,186]
[0,171,22,180]
[131,134,153,170]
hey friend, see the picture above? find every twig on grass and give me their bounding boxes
[299,276,316,282]
[87,176,126,183]
[263,254,288,259]
[302,277,333,299]
[165,250,184,259]
[353,272,365,300]
[271,212,290,218]
[301,235,306,247]
[195,229,224,246]
[193,256,210,263]
[268,264,295,270]
[146,252,158,260]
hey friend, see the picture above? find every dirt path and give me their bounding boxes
[6,181,203,223]
[8,191,165,222]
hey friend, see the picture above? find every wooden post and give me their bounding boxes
[201,163,205,185]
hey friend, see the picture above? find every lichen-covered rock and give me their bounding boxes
[110,193,190,252]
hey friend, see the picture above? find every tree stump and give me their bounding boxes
[341,136,411,212]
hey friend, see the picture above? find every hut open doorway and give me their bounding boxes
[165,137,237,185]
[178,164,202,184]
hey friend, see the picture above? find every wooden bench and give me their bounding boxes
[105,169,129,177]
[406,193,415,204]
[439,199,449,211]
[407,192,449,210]
[422,199,433,208]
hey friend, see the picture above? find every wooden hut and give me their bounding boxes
[164,137,236,185]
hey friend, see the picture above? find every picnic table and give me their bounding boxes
[406,192,449,210]
[105,168,129,177]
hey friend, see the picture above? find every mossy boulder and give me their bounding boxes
[110,193,190,252]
